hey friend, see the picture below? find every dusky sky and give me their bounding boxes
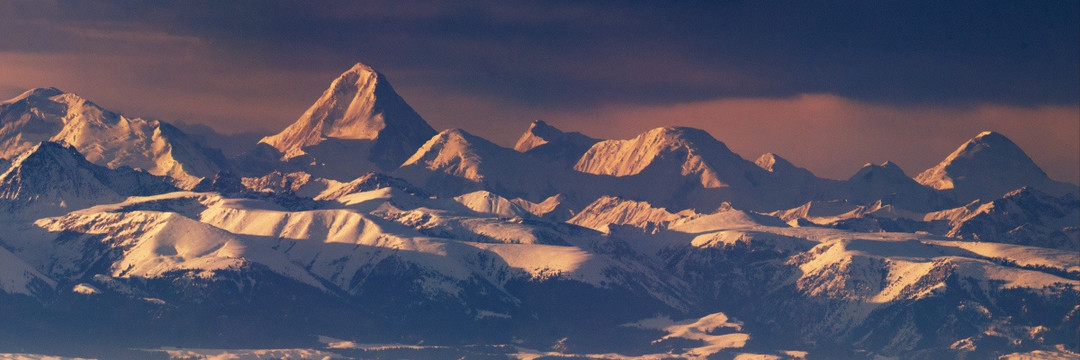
[1,1,1077,182]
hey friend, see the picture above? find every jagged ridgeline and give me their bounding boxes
[0,63,1077,359]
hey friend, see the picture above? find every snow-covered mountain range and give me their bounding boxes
[1,63,1076,359]
[0,88,228,189]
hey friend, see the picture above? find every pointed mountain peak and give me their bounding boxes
[326,62,382,97]
[8,141,128,180]
[426,128,480,146]
[344,62,378,76]
[259,62,436,171]
[755,153,795,173]
[754,153,823,186]
[396,127,563,200]
[915,131,1074,203]
[846,160,956,211]
[10,87,65,102]
[514,120,559,151]
[973,130,1008,142]
[948,131,1028,161]
[1,141,175,216]
[873,161,903,172]
[397,128,532,194]
[441,127,478,139]
[404,128,499,166]
[529,119,551,127]
[403,129,484,167]
[13,141,80,164]
[851,161,907,181]
[514,119,598,161]
[525,119,560,137]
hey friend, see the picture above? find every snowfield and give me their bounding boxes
[0,63,1077,359]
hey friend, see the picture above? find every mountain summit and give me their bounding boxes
[847,161,955,211]
[571,127,794,210]
[513,120,597,165]
[755,153,818,180]
[0,142,174,217]
[259,63,437,176]
[915,131,1077,203]
[514,120,596,152]
[0,88,227,188]
[575,127,761,189]
[396,128,560,200]
[0,87,72,159]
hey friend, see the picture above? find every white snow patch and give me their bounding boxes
[475,310,512,320]
[71,283,100,295]
[623,312,750,358]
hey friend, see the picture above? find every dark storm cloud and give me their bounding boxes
[149,0,1078,108]
[219,1,1080,106]
[6,1,1073,108]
